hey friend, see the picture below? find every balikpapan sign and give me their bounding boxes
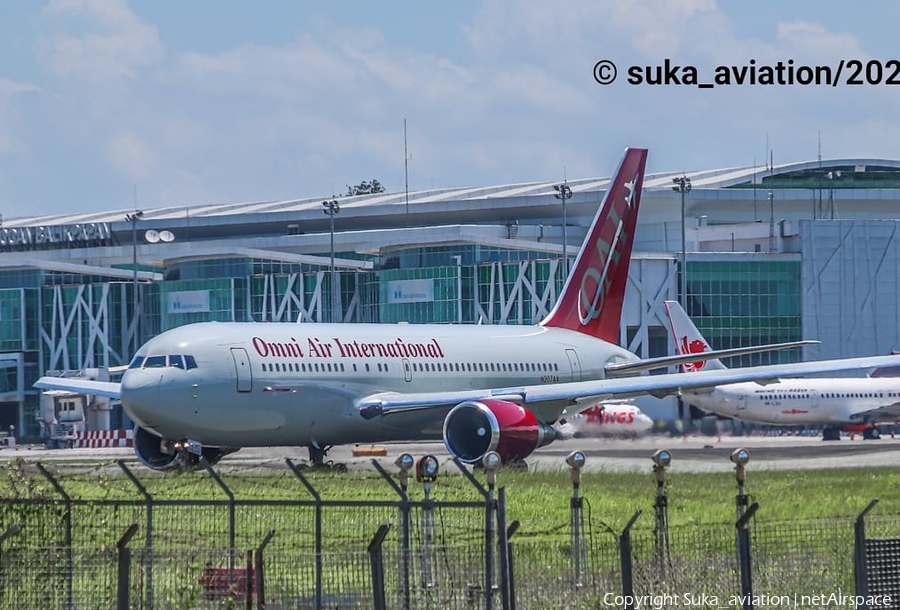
[0,223,114,251]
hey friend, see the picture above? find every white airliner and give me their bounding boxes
[664,300,900,440]
[34,148,900,469]
[558,401,654,439]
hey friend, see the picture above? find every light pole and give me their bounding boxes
[125,210,144,344]
[322,199,340,322]
[553,183,573,273]
[671,177,692,309]
[451,255,462,323]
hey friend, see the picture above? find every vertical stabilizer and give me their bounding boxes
[663,300,727,371]
[540,147,648,343]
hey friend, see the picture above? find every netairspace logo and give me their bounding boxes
[602,591,893,609]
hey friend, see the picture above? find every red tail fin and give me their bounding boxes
[540,147,648,343]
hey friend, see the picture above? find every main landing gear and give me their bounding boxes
[822,426,841,441]
[822,425,881,441]
[305,443,348,473]
[863,426,881,440]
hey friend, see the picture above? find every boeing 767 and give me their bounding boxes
[34,148,900,469]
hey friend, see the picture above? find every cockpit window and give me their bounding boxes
[144,355,167,368]
[129,354,197,369]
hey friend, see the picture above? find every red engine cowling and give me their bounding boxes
[442,399,557,464]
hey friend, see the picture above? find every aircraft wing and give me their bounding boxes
[362,353,900,423]
[33,377,122,399]
[603,340,818,377]
[850,403,900,423]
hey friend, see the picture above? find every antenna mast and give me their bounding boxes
[404,119,410,215]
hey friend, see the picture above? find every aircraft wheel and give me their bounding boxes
[822,426,841,441]
[863,427,881,440]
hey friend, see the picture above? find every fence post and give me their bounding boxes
[452,458,492,610]
[118,460,154,610]
[854,498,879,610]
[36,463,73,610]
[368,524,393,610]
[286,458,323,610]
[372,459,411,610]
[0,522,22,605]
[245,549,254,610]
[116,524,139,610]
[736,501,759,610]
[618,510,642,610]
[254,529,275,610]
[201,458,237,581]
[505,520,520,610]
[497,488,513,610]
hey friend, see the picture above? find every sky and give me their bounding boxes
[1,0,899,219]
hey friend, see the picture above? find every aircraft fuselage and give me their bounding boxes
[683,378,900,425]
[123,321,638,447]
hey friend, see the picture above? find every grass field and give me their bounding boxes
[3,458,898,530]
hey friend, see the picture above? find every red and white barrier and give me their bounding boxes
[74,429,134,448]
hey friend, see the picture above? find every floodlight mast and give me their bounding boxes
[553,183,573,273]
[125,210,144,346]
[672,176,692,310]
[322,199,340,322]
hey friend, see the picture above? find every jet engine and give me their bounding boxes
[442,399,557,464]
[133,426,237,470]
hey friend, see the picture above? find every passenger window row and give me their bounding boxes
[260,360,560,374]
[412,361,559,373]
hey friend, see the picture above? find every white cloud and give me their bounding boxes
[38,0,163,81]
[106,131,156,181]
[464,0,718,60]
[776,20,866,61]
[10,1,898,217]
[0,77,41,155]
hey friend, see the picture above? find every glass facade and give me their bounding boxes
[361,266,470,324]
[146,278,246,334]
[7,248,804,441]
[684,259,803,366]
[377,244,553,270]
[728,165,900,189]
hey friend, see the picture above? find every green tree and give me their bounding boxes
[345,179,385,196]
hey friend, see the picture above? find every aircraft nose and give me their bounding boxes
[121,370,160,425]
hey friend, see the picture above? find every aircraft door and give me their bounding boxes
[402,358,412,382]
[230,348,253,393]
[737,395,748,412]
[565,349,583,382]
[810,390,819,408]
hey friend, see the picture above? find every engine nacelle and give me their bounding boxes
[134,426,238,470]
[442,399,557,464]
[134,426,181,470]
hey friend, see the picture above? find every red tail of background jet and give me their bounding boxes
[540,147,648,343]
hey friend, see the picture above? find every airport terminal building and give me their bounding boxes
[5,157,900,438]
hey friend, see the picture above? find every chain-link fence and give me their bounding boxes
[1,459,899,609]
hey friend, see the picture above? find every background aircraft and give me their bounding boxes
[34,148,900,469]
[557,401,653,439]
[664,300,900,440]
